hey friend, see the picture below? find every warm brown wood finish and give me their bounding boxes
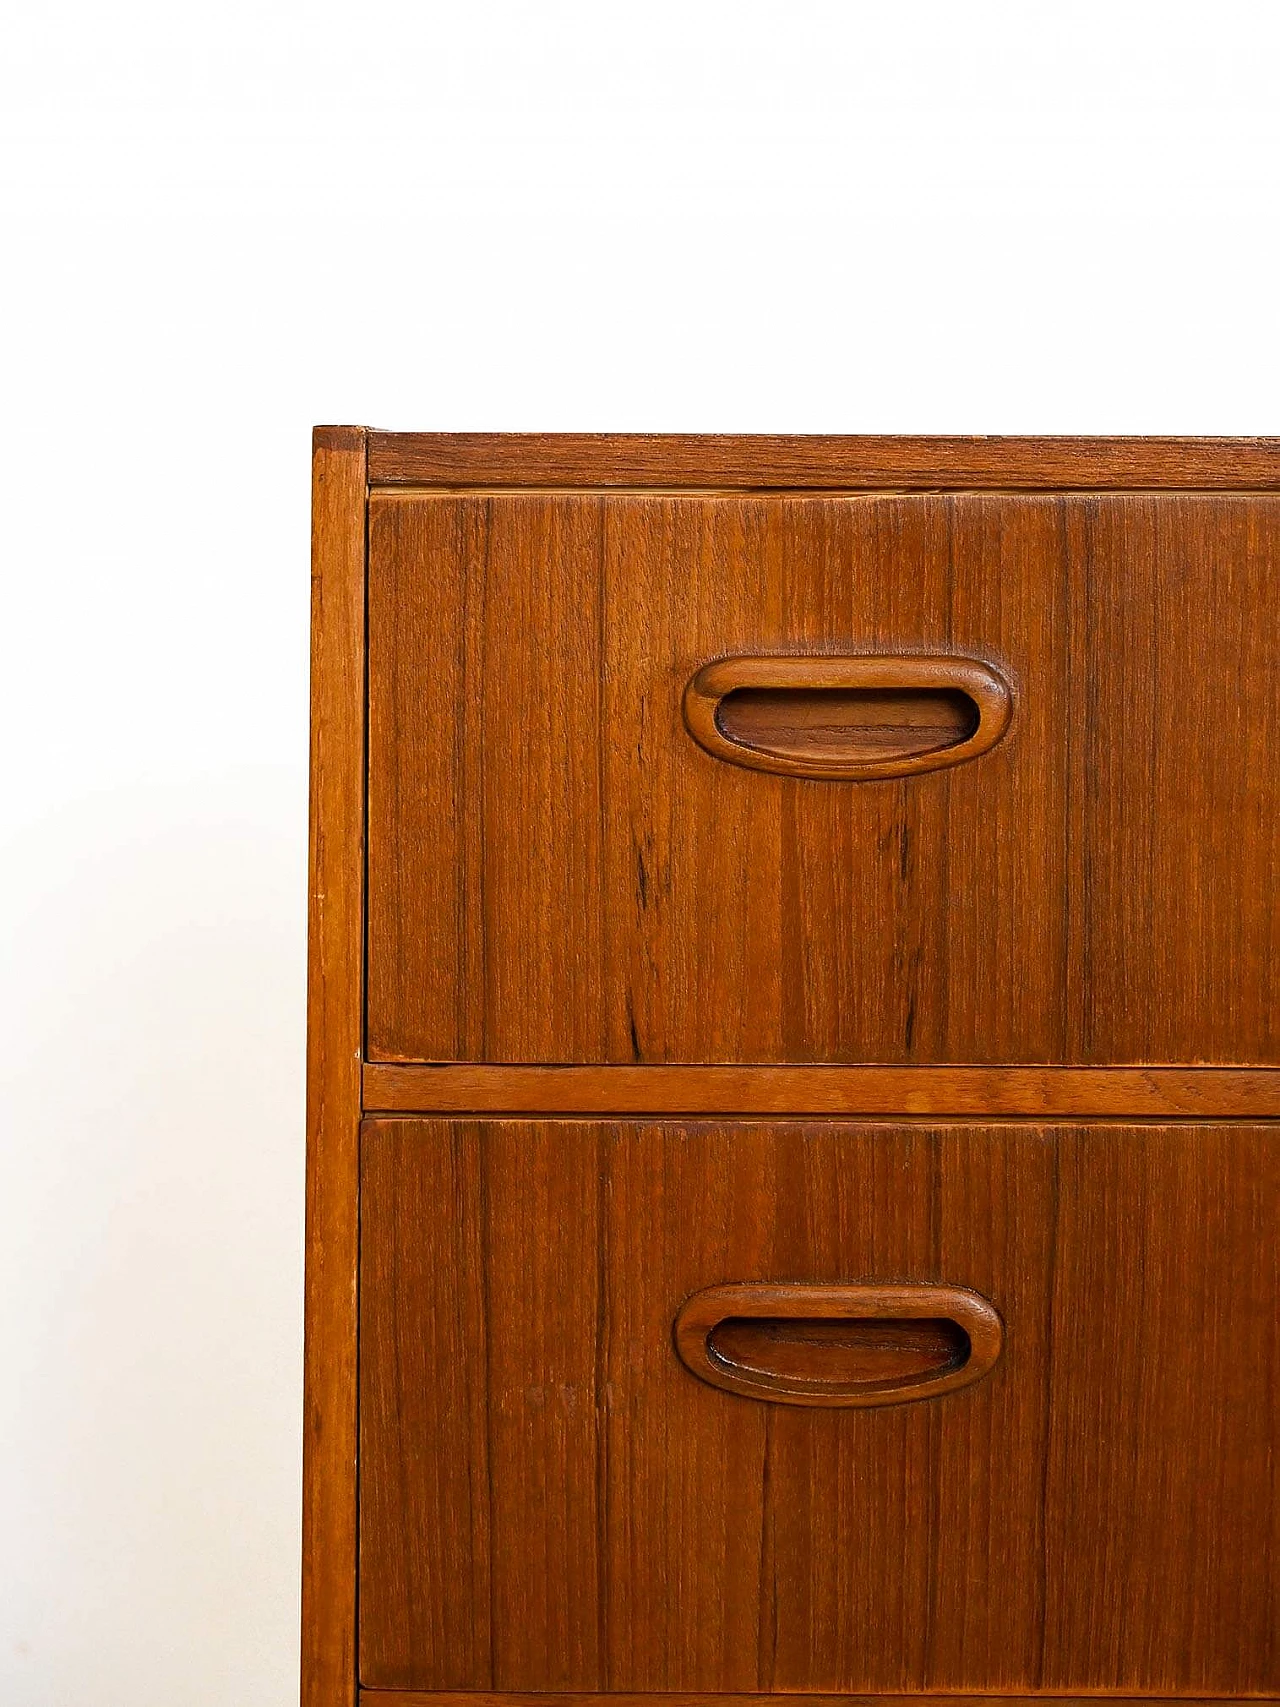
[366,489,1280,1065]
[310,435,1280,1707]
[303,427,367,1707]
[672,1279,1004,1406]
[682,653,1012,780]
[367,432,1280,489]
[358,1119,1279,1695]
[362,1062,1280,1117]
[360,1696,1260,1707]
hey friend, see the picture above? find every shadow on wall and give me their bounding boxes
[0,763,305,1707]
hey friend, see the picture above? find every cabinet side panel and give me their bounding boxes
[304,426,367,1707]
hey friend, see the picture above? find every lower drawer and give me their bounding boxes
[358,1119,1278,1696]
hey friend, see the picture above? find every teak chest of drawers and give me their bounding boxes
[305,430,1280,1707]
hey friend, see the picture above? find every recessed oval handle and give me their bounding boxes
[673,1281,1004,1407]
[683,654,1013,780]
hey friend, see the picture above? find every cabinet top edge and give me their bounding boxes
[345,431,1280,491]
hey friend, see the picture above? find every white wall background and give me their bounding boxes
[1,4,1278,1702]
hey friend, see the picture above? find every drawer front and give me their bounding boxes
[366,491,1280,1065]
[357,1118,1278,1695]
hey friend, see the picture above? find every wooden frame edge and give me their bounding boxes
[304,425,368,1707]
[360,1063,1280,1120]
[358,1693,1280,1706]
[366,432,1280,491]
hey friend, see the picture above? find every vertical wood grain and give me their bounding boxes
[600,1124,772,1691]
[478,499,607,1060]
[357,1124,492,1685]
[365,494,469,1060]
[368,496,608,1060]
[602,497,788,1062]
[1064,496,1280,1061]
[1040,1126,1279,1692]
[332,441,1280,1707]
[760,1125,1055,1692]
[924,1127,1057,1685]
[483,1119,605,1687]
[366,491,1280,1066]
[936,498,1069,1062]
[358,1119,1277,1694]
[303,426,366,1707]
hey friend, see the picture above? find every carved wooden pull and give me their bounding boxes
[673,1281,1004,1407]
[682,654,1013,780]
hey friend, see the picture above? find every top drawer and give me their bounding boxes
[366,490,1280,1065]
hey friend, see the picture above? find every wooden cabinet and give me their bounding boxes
[307,432,1280,1707]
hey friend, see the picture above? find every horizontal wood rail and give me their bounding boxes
[358,1692,1265,1706]
[366,432,1280,489]
[361,1063,1280,1119]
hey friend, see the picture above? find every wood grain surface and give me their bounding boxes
[312,434,1280,1707]
[357,1118,1279,1696]
[366,432,1280,490]
[682,653,1011,781]
[366,490,1280,1065]
[359,1696,1262,1707]
[303,426,366,1707]
[361,1062,1280,1117]
[671,1279,1004,1407]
